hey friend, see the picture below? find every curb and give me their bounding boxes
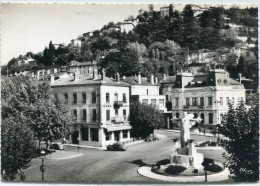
[46,153,83,160]
[138,166,230,182]
[163,129,215,137]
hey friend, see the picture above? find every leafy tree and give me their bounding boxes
[1,116,36,181]
[48,41,55,66]
[130,102,165,138]
[1,76,73,150]
[220,97,259,182]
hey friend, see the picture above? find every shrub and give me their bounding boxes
[165,164,187,175]
[107,142,127,151]
[206,163,223,173]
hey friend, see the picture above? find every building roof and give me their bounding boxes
[69,61,97,67]
[121,76,158,86]
[159,76,176,84]
[51,74,130,87]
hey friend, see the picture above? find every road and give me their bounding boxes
[22,130,228,183]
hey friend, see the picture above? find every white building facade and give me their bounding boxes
[171,69,246,131]
[51,70,132,149]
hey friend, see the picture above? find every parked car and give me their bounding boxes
[50,142,64,150]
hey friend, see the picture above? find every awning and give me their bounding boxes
[103,125,132,132]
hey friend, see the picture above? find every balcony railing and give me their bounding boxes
[113,101,124,109]
[111,116,125,123]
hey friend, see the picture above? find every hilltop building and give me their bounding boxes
[67,61,98,75]
[50,69,132,149]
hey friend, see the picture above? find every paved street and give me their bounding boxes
[23,130,228,183]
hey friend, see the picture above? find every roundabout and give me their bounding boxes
[138,165,230,182]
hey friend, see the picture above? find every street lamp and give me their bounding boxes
[216,124,221,144]
[40,150,46,181]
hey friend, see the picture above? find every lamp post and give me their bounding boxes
[40,150,46,181]
[216,124,221,144]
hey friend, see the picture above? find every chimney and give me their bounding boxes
[123,75,126,80]
[93,68,98,79]
[102,69,106,81]
[74,72,79,81]
[116,73,120,82]
[53,68,57,73]
[138,73,141,84]
[47,69,50,75]
[150,74,154,84]
[163,73,167,80]
[51,75,55,84]
[155,77,158,84]
[238,73,242,83]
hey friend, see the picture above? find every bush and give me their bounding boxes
[165,164,187,175]
[206,163,223,173]
[107,142,127,151]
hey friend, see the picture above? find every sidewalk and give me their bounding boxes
[45,150,83,160]
[162,129,221,137]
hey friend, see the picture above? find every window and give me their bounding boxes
[200,97,204,106]
[72,109,77,121]
[64,93,68,103]
[92,109,96,121]
[176,113,180,118]
[142,99,148,104]
[166,95,169,101]
[81,128,88,141]
[106,110,110,121]
[226,97,229,105]
[106,131,111,141]
[246,51,250,57]
[114,93,118,102]
[192,97,197,106]
[82,93,86,104]
[200,113,204,124]
[175,98,179,106]
[82,109,86,121]
[123,93,127,103]
[151,99,156,106]
[106,93,110,103]
[208,97,213,106]
[159,99,164,106]
[209,113,213,124]
[92,92,96,103]
[220,97,223,105]
[220,114,224,122]
[146,89,149,95]
[90,128,99,141]
[186,98,190,107]
[123,130,128,138]
[115,109,118,117]
[73,93,77,104]
[123,109,126,120]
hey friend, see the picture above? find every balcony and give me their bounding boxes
[111,116,125,123]
[113,101,124,109]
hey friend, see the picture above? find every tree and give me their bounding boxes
[130,102,165,138]
[1,117,36,180]
[220,97,259,182]
[48,41,55,66]
[1,76,73,150]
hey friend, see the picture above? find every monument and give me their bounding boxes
[169,112,204,169]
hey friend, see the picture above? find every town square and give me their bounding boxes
[1,2,259,183]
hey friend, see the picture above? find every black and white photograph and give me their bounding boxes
[0,1,259,183]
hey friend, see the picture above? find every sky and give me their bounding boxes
[0,2,258,65]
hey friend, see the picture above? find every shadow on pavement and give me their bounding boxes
[124,159,147,167]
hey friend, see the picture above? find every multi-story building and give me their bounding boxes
[67,61,98,75]
[50,69,132,149]
[171,69,246,131]
[122,74,167,113]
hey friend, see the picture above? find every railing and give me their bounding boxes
[111,116,125,123]
[113,101,124,109]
